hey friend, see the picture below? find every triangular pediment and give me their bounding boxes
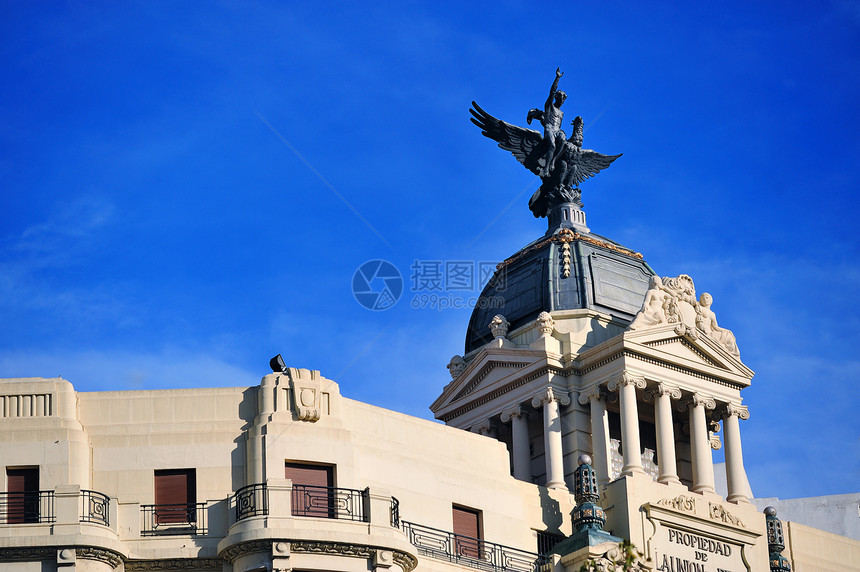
[619,324,754,385]
[430,347,557,420]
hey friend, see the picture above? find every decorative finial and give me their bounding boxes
[765,507,792,571]
[447,355,466,380]
[488,314,510,338]
[469,69,621,221]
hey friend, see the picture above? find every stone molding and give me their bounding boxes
[291,540,417,572]
[531,387,570,408]
[125,559,222,570]
[220,539,416,572]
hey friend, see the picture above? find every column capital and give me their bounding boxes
[472,420,494,436]
[531,387,570,408]
[578,386,602,405]
[607,372,646,392]
[678,392,716,412]
[721,403,750,420]
[646,382,681,401]
[500,404,525,423]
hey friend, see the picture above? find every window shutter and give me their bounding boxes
[154,469,196,524]
[285,462,334,517]
[284,463,333,487]
[6,468,38,524]
[452,505,481,558]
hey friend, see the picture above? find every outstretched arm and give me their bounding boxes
[545,68,563,108]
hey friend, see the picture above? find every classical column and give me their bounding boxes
[647,383,682,485]
[722,403,753,503]
[607,373,646,476]
[578,388,612,486]
[680,393,716,494]
[501,405,530,481]
[532,388,570,490]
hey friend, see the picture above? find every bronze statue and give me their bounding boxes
[469,69,622,218]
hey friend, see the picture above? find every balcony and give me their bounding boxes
[290,484,368,522]
[80,489,110,526]
[400,520,549,572]
[0,490,55,524]
[141,502,208,536]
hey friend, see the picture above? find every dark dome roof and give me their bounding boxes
[465,227,654,354]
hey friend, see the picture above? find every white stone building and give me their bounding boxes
[2,159,858,572]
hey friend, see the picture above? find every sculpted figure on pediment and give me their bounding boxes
[628,275,669,329]
[696,292,739,356]
[628,274,741,357]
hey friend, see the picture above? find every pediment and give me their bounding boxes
[620,325,754,384]
[429,347,555,419]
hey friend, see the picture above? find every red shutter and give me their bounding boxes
[284,463,333,487]
[285,462,333,517]
[452,505,481,558]
[6,468,38,524]
[154,469,196,524]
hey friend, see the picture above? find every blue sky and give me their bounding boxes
[1,1,858,500]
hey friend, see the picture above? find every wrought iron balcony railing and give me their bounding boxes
[0,491,55,524]
[141,503,207,536]
[80,490,110,526]
[400,520,550,572]
[291,484,368,522]
[390,496,401,528]
[234,483,269,521]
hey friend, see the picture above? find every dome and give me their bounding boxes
[464,204,654,354]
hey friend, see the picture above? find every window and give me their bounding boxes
[6,467,39,524]
[154,469,196,524]
[452,505,482,559]
[286,462,334,518]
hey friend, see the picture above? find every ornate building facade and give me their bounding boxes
[3,81,859,571]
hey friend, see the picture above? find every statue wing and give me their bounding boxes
[470,101,543,175]
[567,148,623,187]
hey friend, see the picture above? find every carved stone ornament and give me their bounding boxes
[446,355,466,379]
[531,387,571,408]
[655,495,697,513]
[646,382,681,401]
[287,368,329,422]
[580,541,651,572]
[607,372,646,392]
[709,502,747,528]
[677,392,716,412]
[500,405,524,423]
[219,540,275,563]
[536,311,555,335]
[723,402,750,420]
[488,314,510,338]
[628,274,740,357]
[125,558,223,570]
[291,541,417,572]
[554,228,576,277]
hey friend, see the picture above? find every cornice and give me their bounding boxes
[438,365,566,422]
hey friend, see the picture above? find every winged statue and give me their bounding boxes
[469,69,622,218]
